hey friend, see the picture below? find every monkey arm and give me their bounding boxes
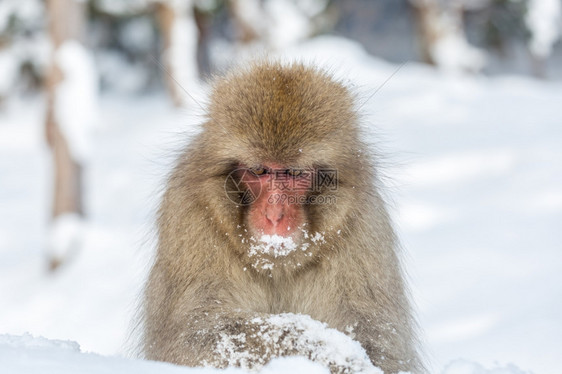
[329,279,423,374]
[145,305,377,373]
[302,248,424,374]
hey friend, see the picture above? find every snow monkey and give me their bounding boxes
[141,62,424,373]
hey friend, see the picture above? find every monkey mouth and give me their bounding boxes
[248,234,305,258]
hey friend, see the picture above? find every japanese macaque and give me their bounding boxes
[141,62,424,373]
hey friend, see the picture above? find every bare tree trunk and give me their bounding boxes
[45,0,86,271]
[410,0,441,65]
[157,2,180,106]
[229,0,265,44]
[410,0,485,72]
[156,0,199,107]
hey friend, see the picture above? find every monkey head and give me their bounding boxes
[188,62,372,276]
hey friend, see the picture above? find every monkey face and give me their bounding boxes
[197,62,369,275]
[240,163,309,238]
[220,160,346,275]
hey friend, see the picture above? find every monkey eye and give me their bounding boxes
[287,168,303,177]
[249,166,268,176]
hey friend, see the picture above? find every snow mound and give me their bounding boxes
[442,359,532,374]
[264,313,379,373]
[0,334,533,374]
[0,333,329,374]
[258,356,329,374]
[213,313,381,373]
[0,332,79,351]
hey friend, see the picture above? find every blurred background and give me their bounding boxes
[2,0,562,105]
[0,0,561,373]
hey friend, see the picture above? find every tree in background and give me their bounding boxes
[156,0,199,107]
[0,0,46,102]
[2,0,562,103]
[45,0,98,270]
[409,0,487,72]
[0,0,561,272]
[228,0,332,51]
[229,0,265,44]
[478,0,529,55]
[92,0,203,106]
[525,0,561,77]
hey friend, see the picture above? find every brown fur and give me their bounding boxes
[141,62,424,373]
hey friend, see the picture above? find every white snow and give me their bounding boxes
[262,314,379,373]
[1,36,561,373]
[0,0,43,33]
[54,40,99,163]
[211,313,364,374]
[212,313,378,372]
[46,212,85,263]
[265,0,312,50]
[0,48,20,95]
[231,0,267,41]
[225,0,327,51]
[0,0,47,96]
[247,232,325,270]
[257,357,329,374]
[526,0,562,58]
[1,333,326,374]
[400,149,516,187]
[264,0,329,50]
[249,234,299,257]
[0,333,529,374]
[430,30,487,73]
[407,0,486,72]
[296,0,329,18]
[441,359,532,374]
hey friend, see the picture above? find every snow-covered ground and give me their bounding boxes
[1,37,560,373]
[0,333,332,374]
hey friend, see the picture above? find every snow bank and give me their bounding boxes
[0,333,329,374]
[442,359,532,374]
[0,334,531,374]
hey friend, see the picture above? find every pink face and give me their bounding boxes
[240,164,313,237]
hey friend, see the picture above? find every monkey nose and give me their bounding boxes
[265,206,284,226]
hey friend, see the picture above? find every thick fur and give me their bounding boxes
[142,62,424,373]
